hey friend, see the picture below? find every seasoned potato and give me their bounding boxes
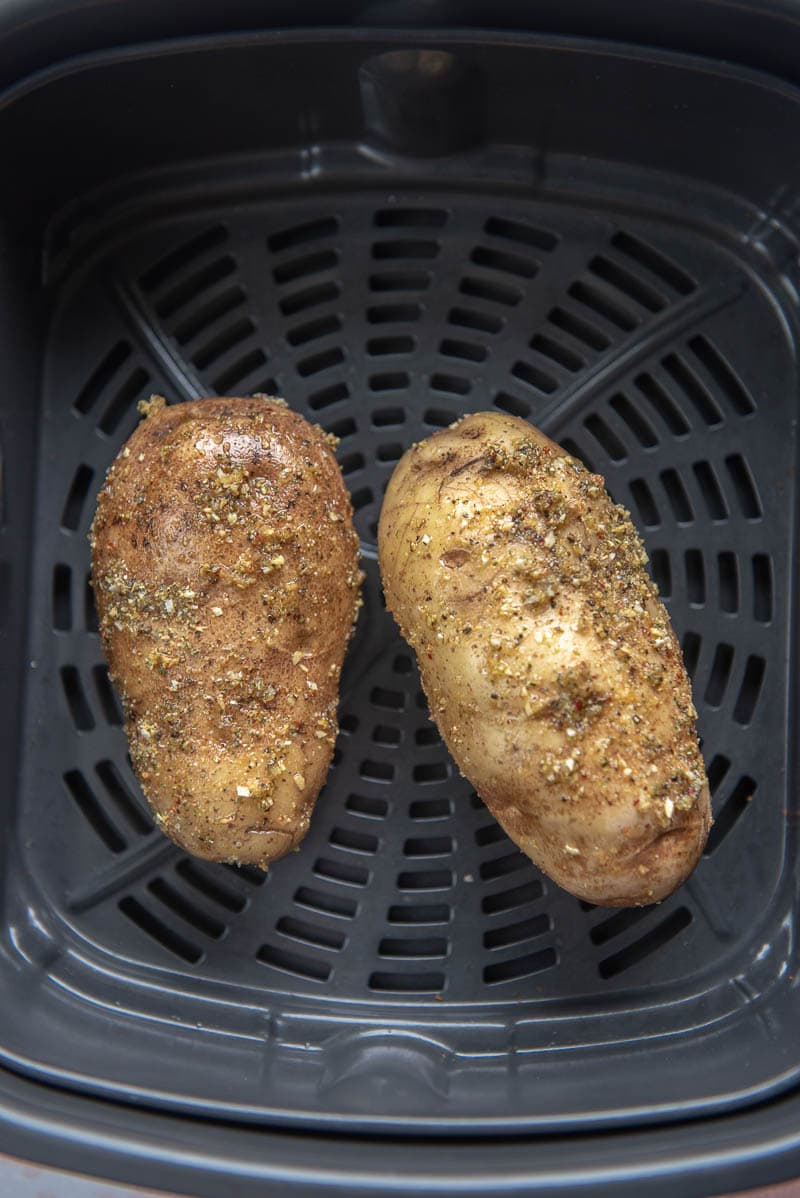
[91,396,361,867]
[379,411,709,906]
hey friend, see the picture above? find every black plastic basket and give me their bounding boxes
[2,3,800,1194]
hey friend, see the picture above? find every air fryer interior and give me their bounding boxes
[0,30,798,1136]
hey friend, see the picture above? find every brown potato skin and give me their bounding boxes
[91,396,361,868]
[379,412,710,906]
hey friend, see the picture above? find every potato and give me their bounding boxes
[379,412,709,906]
[91,395,361,867]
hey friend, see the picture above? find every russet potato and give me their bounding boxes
[378,411,709,906]
[91,395,361,867]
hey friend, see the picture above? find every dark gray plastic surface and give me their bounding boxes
[1,12,800,1195]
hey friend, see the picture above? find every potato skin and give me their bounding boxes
[91,396,361,867]
[379,412,709,906]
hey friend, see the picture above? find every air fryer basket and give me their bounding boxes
[2,7,800,1195]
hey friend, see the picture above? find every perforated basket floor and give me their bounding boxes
[6,150,798,1131]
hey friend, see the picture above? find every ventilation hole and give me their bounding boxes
[661,468,693,523]
[378,936,447,958]
[494,392,530,419]
[286,314,342,347]
[373,239,439,261]
[471,245,538,280]
[717,552,738,614]
[662,354,723,427]
[733,656,765,725]
[459,276,521,307]
[91,664,123,726]
[682,631,701,680]
[330,827,379,854]
[650,549,672,598]
[140,226,228,292]
[95,760,151,834]
[294,885,356,919]
[393,655,412,674]
[448,305,503,334]
[61,666,94,731]
[590,907,651,946]
[376,438,402,460]
[589,255,666,313]
[753,554,773,623]
[398,869,452,891]
[350,486,373,511]
[174,287,246,345]
[483,946,557,984]
[276,916,346,951]
[339,452,365,476]
[688,336,755,415]
[369,970,444,992]
[98,368,151,436]
[119,896,202,963]
[423,406,457,427]
[584,414,626,462]
[388,903,449,924]
[74,342,131,413]
[484,216,558,252]
[268,217,339,253]
[52,564,72,630]
[175,860,246,913]
[511,360,558,395]
[412,762,449,784]
[273,249,338,286]
[692,462,728,521]
[64,770,125,852]
[326,416,357,440]
[530,333,584,372]
[367,302,422,324]
[156,257,237,320]
[560,437,595,472]
[372,406,405,427]
[475,823,508,847]
[483,914,550,950]
[707,754,731,795]
[598,907,691,978]
[370,371,410,393]
[371,686,404,711]
[404,836,452,857]
[725,454,762,519]
[610,232,695,295]
[222,863,265,887]
[213,349,268,394]
[415,726,441,746]
[609,394,658,449]
[370,271,430,292]
[628,478,660,528]
[704,777,756,855]
[84,574,98,633]
[308,382,350,410]
[148,878,225,939]
[567,281,637,332]
[367,335,415,356]
[479,851,528,881]
[315,857,369,887]
[346,794,389,819]
[548,306,610,351]
[482,881,543,915]
[635,373,690,436]
[279,281,340,316]
[61,464,94,531]
[704,643,734,707]
[685,550,706,605]
[410,798,452,820]
[439,337,487,364]
[257,942,331,981]
[360,760,394,783]
[432,372,473,399]
[372,723,401,746]
[297,347,345,378]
